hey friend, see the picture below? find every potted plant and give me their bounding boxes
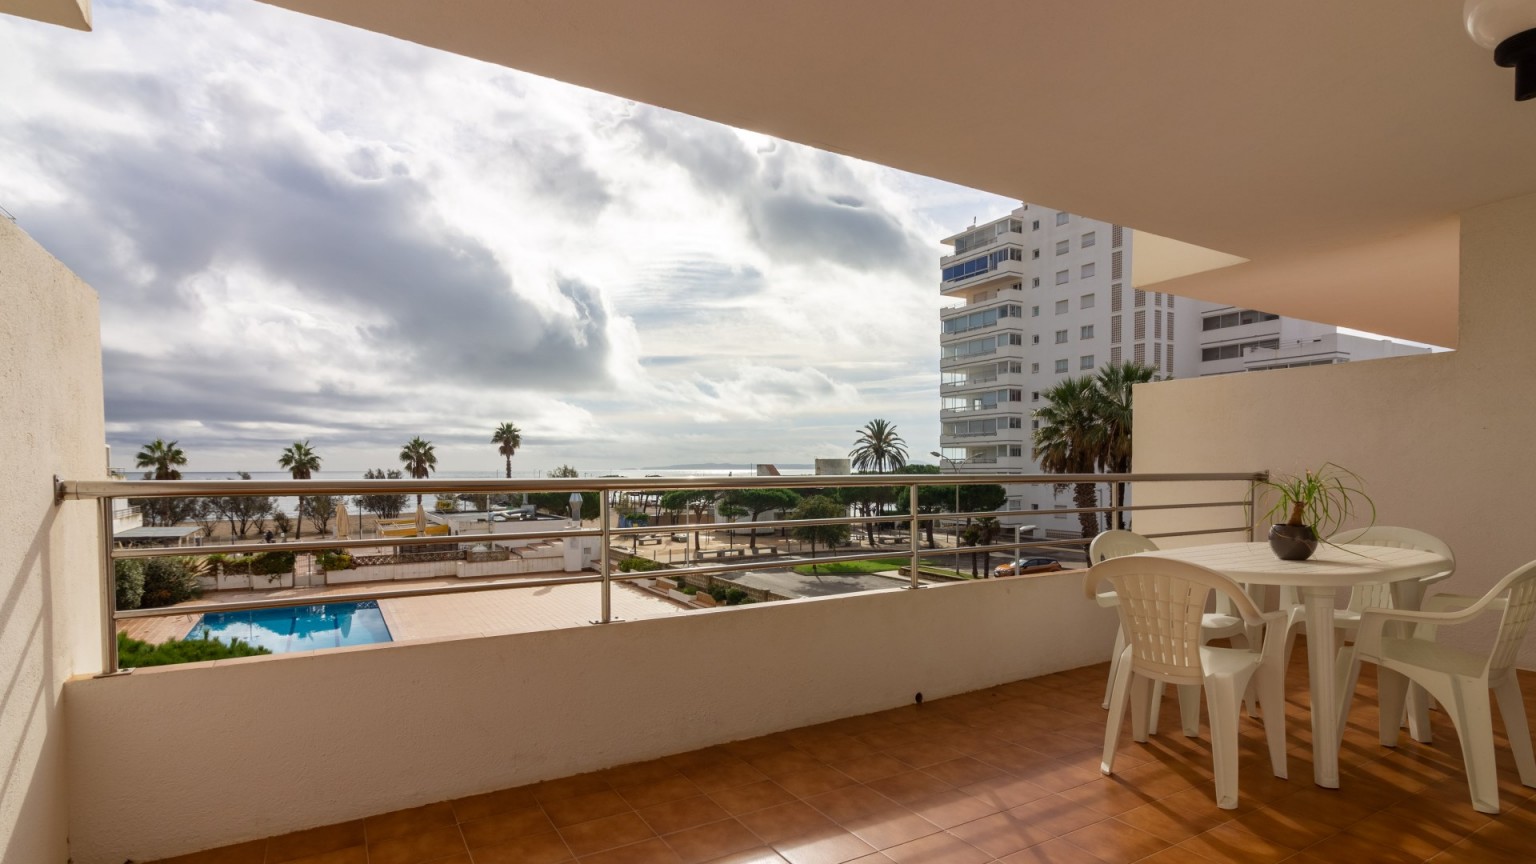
[1253,463,1375,560]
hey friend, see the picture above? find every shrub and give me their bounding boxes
[316,550,355,571]
[217,555,254,575]
[725,588,752,606]
[117,631,270,668]
[114,559,146,610]
[139,557,204,608]
[251,551,296,576]
[616,555,663,573]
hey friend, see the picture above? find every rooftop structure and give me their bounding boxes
[4,3,1536,863]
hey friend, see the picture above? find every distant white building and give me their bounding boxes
[938,203,1430,537]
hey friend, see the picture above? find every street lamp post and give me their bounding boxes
[931,451,963,572]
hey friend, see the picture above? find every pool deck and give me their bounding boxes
[117,573,689,647]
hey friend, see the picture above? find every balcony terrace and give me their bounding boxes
[6,3,1536,864]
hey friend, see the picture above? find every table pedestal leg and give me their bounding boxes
[1301,586,1340,788]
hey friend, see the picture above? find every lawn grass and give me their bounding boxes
[791,557,909,576]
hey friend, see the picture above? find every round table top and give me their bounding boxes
[1138,541,1451,588]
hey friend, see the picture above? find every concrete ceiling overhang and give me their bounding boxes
[250,1,1536,347]
[0,0,89,29]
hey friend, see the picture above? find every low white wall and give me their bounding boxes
[64,571,1116,864]
[324,560,458,584]
[1134,191,1536,668]
[0,219,107,863]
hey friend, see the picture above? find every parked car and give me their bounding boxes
[992,557,1062,577]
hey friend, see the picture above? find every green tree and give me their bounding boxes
[277,440,322,540]
[527,466,601,519]
[893,464,946,548]
[1033,376,1103,539]
[133,438,188,526]
[790,495,850,571]
[849,419,908,473]
[399,436,438,513]
[208,471,274,539]
[492,422,522,479]
[660,489,720,552]
[719,488,800,550]
[1092,361,1161,530]
[355,468,409,520]
[961,517,1002,579]
[301,495,337,536]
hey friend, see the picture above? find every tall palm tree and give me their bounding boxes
[278,440,322,539]
[135,438,187,480]
[849,419,908,473]
[1092,362,1160,529]
[134,439,188,526]
[1033,376,1103,539]
[492,422,522,479]
[399,436,438,512]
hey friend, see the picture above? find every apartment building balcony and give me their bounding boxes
[940,285,1025,315]
[940,260,1026,296]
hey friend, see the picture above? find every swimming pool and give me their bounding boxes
[187,601,392,654]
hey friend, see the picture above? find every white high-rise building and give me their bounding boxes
[938,204,1429,538]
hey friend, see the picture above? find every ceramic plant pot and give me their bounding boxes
[1268,523,1319,561]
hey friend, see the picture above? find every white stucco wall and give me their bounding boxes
[1133,190,1536,669]
[0,218,107,864]
[64,571,1115,864]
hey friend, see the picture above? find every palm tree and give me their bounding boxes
[1092,362,1160,529]
[135,439,187,480]
[1033,376,1103,539]
[278,440,322,539]
[134,439,188,526]
[492,422,522,479]
[399,436,438,512]
[849,419,908,473]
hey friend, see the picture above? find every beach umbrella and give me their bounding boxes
[415,501,427,535]
[336,502,350,539]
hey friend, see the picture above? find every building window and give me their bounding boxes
[1031,277,1041,288]
[1031,391,1039,402]
[1054,358,1069,373]
[1134,289,1146,308]
[1080,355,1095,370]
[1030,362,1040,373]
[1112,250,1124,279]
[1082,231,1096,248]
[1168,312,1174,340]
[1112,225,1124,247]
[1081,293,1095,309]
[1111,283,1122,312]
[1055,329,1068,344]
[1056,212,1069,226]
[1201,338,1281,361]
[1008,333,1023,345]
[1134,310,1147,340]
[1111,315,1122,344]
[1155,310,1163,339]
[1032,220,1040,231]
[1008,417,1022,429]
[1009,445,1023,457]
[1202,309,1281,331]
[1055,239,1069,255]
[1031,305,1039,317]
[1080,262,1096,279]
[1032,420,1040,431]
[1154,343,1162,366]
[1111,347,1122,364]
[1134,342,1145,364]
[1055,270,1069,285]
[1081,325,1094,340]
[1055,299,1068,315]
[1155,292,1163,307]
[1031,334,1040,345]
[1032,248,1040,259]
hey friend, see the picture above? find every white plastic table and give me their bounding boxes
[1138,541,1452,789]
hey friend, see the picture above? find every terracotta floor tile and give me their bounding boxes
[749,751,829,780]
[282,848,368,864]
[776,766,858,798]
[560,812,657,858]
[466,830,573,864]
[366,823,469,864]
[864,772,953,806]
[1002,794,1107,838]
[881,740,968,769]
[577,836,685,864]
[959,773,1053,810]
[900,790,999,830]
[638,796,732,835]
[147,839,269,864]
[879,831,991,864]
[682,760,772,792]
[841,810,940,851]
[1114,795,1233,845]
[829,754,911,784]
[618,775,707,810]
[603,760,688,789]
[366,802,460,842]
[660,818,764,864]
[995,836,1109,863]
[709,780,799,816]
[772,829,876,864]
[452,787,540,823]
[266,821,366,863]
[461,805,559,849]
[546,790,637,828]
[736,801,840,845]
[536,773,614,804]
[946,809,1056,858]
[1174,822,1298,864]
[803,784,899,824]
[1060,817,1170,862]
[919,756,1004,789]
[703,850,792,864]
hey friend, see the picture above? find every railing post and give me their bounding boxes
[1247,476,1258,542]
[908,483,920,589]
[98,496,120,675]
[599,490,612,623]
[1110,480,1122,533]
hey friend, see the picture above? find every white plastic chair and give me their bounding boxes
[1338,559,1536,814]
[1088,531,1253,732]
[1095,555,1293,809]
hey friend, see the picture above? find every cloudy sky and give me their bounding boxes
[1,0,1011,476]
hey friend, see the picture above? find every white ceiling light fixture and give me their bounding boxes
[1465,0,1536,100]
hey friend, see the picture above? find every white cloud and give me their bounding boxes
[0,0,1013,475]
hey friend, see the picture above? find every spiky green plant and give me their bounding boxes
[1253,462,1375,538]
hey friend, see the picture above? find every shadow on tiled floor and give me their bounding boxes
[147,645,1536,864]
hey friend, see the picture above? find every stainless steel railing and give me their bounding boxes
[57,471,1264,674]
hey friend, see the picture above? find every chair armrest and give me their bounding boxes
[1355,593,1503,657]
[1258,607,1300,659]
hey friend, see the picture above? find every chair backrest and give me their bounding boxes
[1089,530,1157,564]
[1486,560,1536,675]
[1092,556,1264,684]
[1330,526,1456,612]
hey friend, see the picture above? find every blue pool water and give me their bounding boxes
[187,601,392,654]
